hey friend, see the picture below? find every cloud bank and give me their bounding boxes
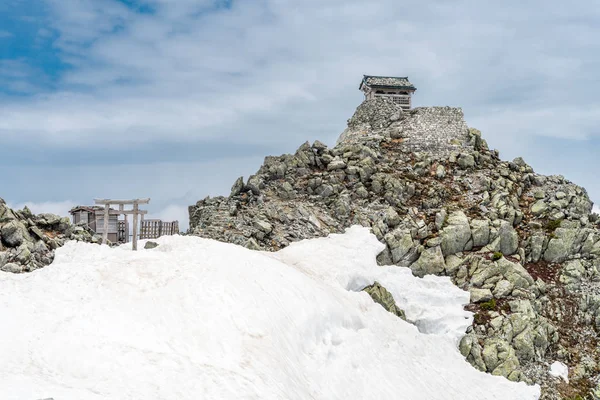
[8,200,77,217]
[2,0,600,149]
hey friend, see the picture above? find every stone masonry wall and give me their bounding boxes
[336,98,470,157]
[397,106,469,155]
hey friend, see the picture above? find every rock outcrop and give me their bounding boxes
[363,281,407,320]
[189,97,600,399]
[0,199,101,273]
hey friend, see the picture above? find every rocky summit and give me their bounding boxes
[189,97,600,399]
[0,199,101,273]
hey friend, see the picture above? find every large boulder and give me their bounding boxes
[1,220,30,247]
[384,229,418,265]
[543,226,586,263]
[410,246,446,278]
[440,211,472,256]
[483,339,521,381]
[470,219,491,247]
[498,221,519,256]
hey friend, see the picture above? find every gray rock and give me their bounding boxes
[384,229,416,264]
[1,221,29,247]
[493,280,514,298]
[278,182,296,199]
[498,221,519,255]
[435,165,446,178]
[312,140,328,151]
[327,159,346,171]
[444,254,463,276]
[254,220,273,234]
[410,246,446,278]
[440,211,472,256]
[531,200,547,215]
[470,219,490,247]
[470,288,493,303]
[435,209,447,231]
[230,176,245,197]
[383,207,401,228]
[544,232,574,263]
[512,327,536,362]
[246,175,262,195]
[458,154,476,168]
[487,340,520,379]
[470,257,534,290]
[316,184,334,198]
[245,238,261,250]
[38,213,61,226]
[30,225,45,240]
[363,281,406,320]
[0,262,22,273]
[528,233,546,263]
[144,241,159,249]
[459,333,487,372]
[560,259,585,287]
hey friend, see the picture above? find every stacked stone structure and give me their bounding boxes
[189,97,600,399]
[338,100,470,156]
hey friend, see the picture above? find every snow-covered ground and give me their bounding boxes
[0,226,539,399]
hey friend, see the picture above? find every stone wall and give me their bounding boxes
[336,99,470,157]
[397,106,469,155]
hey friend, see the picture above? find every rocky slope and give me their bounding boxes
[0,199,100,273]
[189,98,600,399]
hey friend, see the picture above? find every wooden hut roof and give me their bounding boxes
[69,205,114,214]
[360,75,416,90]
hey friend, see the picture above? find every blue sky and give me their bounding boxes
[1,0,599,228]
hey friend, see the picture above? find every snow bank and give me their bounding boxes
[0,226,539,400]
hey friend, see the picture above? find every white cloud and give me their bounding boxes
[3,0,600,148]
[7,200,77,217]
[0,31,13,38]
[6,155,264,232]
[148,204,189,232]
[593,205,600,215]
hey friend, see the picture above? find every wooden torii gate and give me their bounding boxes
[94,198,150,251]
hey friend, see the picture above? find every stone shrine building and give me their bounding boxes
[359,75,416,110]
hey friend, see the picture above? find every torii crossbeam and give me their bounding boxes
[94,198,150,251]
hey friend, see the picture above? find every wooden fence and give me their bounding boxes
[140,219,179,240]
[118,221,129,243]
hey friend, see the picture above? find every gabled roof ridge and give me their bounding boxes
[360,75,416,90]
[363,74,410,79]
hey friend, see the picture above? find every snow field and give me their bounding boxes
[0,226,540,399]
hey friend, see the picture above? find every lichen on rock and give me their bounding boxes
[362,281,406,320]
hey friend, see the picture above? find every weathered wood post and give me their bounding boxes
[140,212,145,240]
[102,204,110,245]
[132,201,139,251]
[118,204,124,242]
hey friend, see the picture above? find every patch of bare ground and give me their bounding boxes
[524,260,562,284]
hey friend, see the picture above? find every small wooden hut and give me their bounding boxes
[69,206,128,243]
[359,75,417,110]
